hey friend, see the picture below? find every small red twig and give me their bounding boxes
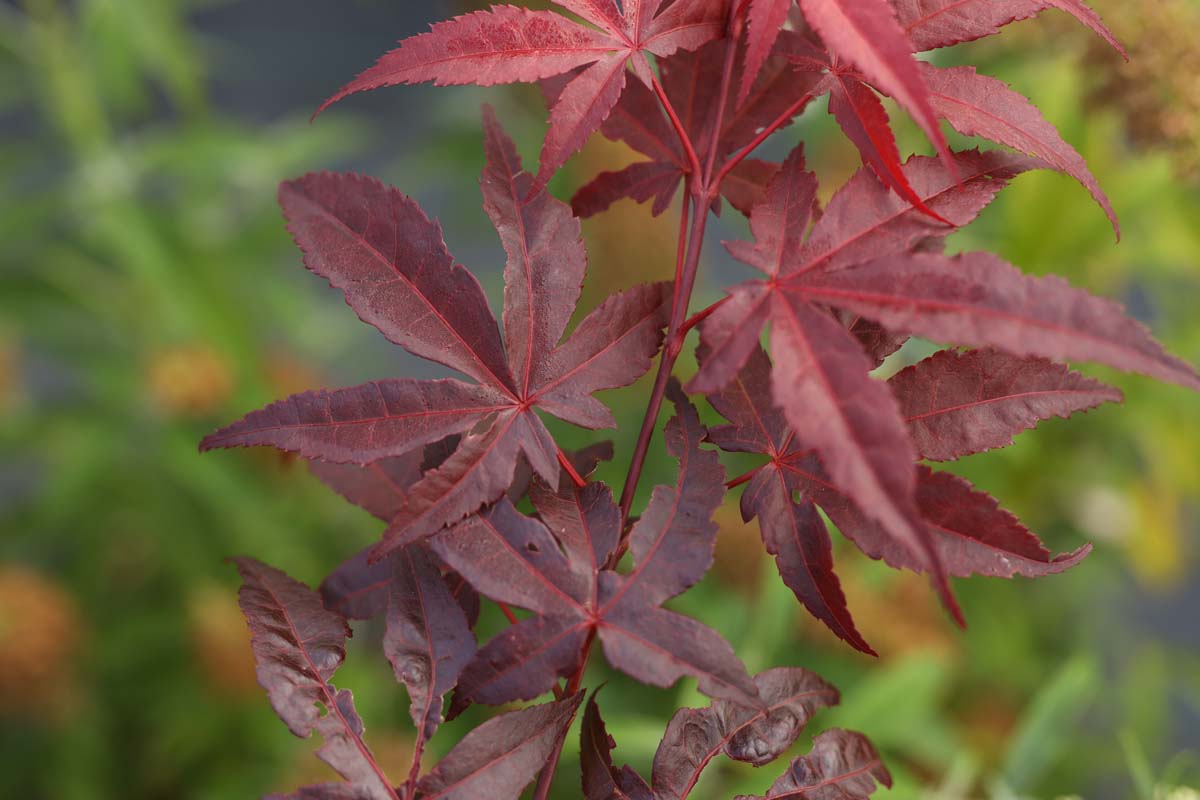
[497,602,519,625]
[726,465,764,489]
[651,73,704,179]
[680,296,729,339]
[557,447,588,489]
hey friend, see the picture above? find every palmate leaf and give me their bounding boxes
[690,147,1041,395]
[429,389,760,712]
[582,667,847,799]
[705,341,1105,651]
[316,1,727,186]
[233,559,399,800]
[689,149,1197,627]
[736,729,892,800]
[203,110,670,553]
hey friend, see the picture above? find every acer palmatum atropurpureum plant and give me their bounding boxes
[200,1,1197,798]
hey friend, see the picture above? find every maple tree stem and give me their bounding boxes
[716,87,818,186]
[618,192,711,531]
[618,23,742,540]
[651,73,704,179]
[702,17,742,188]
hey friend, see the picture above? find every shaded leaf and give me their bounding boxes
[738,728,892,799]
[416,693,584,800]
[384,546,476,742]
[233,558,397,800]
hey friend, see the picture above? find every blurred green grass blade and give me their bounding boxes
[1120,729,1157,800]
[1001,655,1099,792]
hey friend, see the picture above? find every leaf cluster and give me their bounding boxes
[202,2,1197,797]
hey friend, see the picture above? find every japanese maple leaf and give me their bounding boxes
[566,33,823,218]
[202,109,670,555]
[427,388,762,711]
[234,555,585,800]
[233,558,403,800]
[709,343,1107,653]
[649,668,840,800]
[689,146,1046,620]
[735,729,893,800]
[782,0,1122,231]
[314,440,611,621]
[688,148,1199,624]
[315,0,730,186]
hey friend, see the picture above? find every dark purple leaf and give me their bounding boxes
[416,693,584,800]
[384,546,476,742]
[232,558,397,800]
[738,728,892,799]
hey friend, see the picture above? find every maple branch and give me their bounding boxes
[715,87,819,187]
[651,73,704,179]
[702,11,744,189]
[618,193,711,531]
[619,24,746,535]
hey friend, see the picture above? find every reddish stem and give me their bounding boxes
[726,464,764,489]
[702,14,743,188]
[497,602,519,625]
[618,22,742,536]
[402,740,424,799]
[557,447,588,489]
[617,198,711,530]
[651,73,704,179]
[678,296,729,342]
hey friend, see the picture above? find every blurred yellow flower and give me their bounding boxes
[186,582,258,698]
[0,565,84,716]
[147,343,234,418]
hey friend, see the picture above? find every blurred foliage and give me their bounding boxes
[0,1,1197,799]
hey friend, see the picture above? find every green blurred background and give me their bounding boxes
[1,1,1197,798]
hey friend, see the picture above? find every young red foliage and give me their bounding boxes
[207,2,1199,798]
[202,110,670,555]
[430,389,759,712]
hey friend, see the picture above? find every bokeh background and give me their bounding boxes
[1,1,1198,798]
